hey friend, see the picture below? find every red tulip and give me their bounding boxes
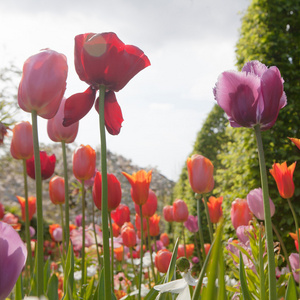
[18,49,68,119]
[92,172,122,211]
[16,196,36,221]
[163,205,174,222]
[49,176,65,205]
[177,244,194,258]
[0,203,4,219]
[72,145,96,181]
[26,151,56,180]
[270,161,296,199]
[160,233,169,247]
[187,154,214,194]
[204,243,211,255]
[135,189,157,218]
[112,222,120,237]
[47,98,79,143]
[10,121,34,160]
[149,214,160,237]
[206,196,223,224]
[135,213,147,232]
[121,223,136,248]
[155,249,172,273]
[173,199,189,222]
[289,230,300,251]
[0,122,8,144]
[111,204,130,227]
[231,198,253,230]
[122,170,152,205]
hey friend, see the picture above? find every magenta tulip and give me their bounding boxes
[184,215,199,233]
[214,60,286,130]
[18,49,68,119]
[0,221,27,300]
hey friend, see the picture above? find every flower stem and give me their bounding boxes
[31,110,44,296]
[202,195,213,242]
[129,247,139,288]
[98,84,112,300]
[197,196,206,262]
[139,204,144,300]
[182,222,187,257]
[194,233,202,267]
[59,204,66,257]
[258,225,266,300]
[287,198,300,287]
[80,180,86,297]
[61,141,70,252]
[146,218,156,283]
[254,124,277,299]
[92,200,101,269]
[108,213,115,291]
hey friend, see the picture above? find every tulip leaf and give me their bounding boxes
[63,242,74,300]
[85,276,95,300]
[94,268,104,300]
[239,251,252,300]
[30,247,38,295]
[217,243,226,300]
[285,274,298,300]
[44,259,50,293]
[47,273,58,300]
[15,274,24,300]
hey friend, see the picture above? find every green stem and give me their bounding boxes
[80,180,86,297]
[92,200,101,269]
[129,247,139,288]
[146,218,156,283]
[139,205,144,300]
[182,222,187,257]
[194,233,202,267]
[258,225,266,300]
[272,222,292,271]
[287,198,300,288]
[31,110,44,296]
[108,213,115,291]
[59,204,65,257]
[202,195,213,242]
[197,197,206,262]
[98,84,111,300]
[22,159,32,294]
[61,141,70,252]
[254,124,277,299]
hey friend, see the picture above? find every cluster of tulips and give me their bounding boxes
[1,30,300,300]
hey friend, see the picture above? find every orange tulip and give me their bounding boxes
[114,246,124,262]
[122,170,152,205]
[177,244,194,258]
[290,230,300,251]
[231,198,252,230]
[160,233,170,247]
[149,214,160,237]
[49,224,61,241]
[187,154,214,194]
[112,222,120,237]
[49,176,65,205]
[270,161,296,199]
[173,199,189,222]
[135,189,157,218]
[206,196,223,223]
[289,137,300,150]
[16,195,36,221]
[10,121,34,160]
[72,145,96,181]
[155,249,172,273]
[204,243,211,255]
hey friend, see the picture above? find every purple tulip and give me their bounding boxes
[289,253,299,283]
[214,60,286,131]
[236,225,253,245]
[184,215,199,233]
[247,188,275,220]
[0,221,27,300]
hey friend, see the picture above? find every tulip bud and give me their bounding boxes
[155,249,172,273]
[73,145,96,181]
[231,198,252,230]
[49,176,65,205]
[173,199,189,222]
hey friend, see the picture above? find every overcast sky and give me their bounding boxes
[0,0,250,181]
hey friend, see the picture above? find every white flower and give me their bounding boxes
[74,270,82,281]
[87,264,97,277]
[154,271,198,300]
[119,284,150,300]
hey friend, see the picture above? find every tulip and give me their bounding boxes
[184,215,199,233]
[16,195,36,221]
[112,222,120,237]
[111,204,130,227]
[0,122,8,144]
[289,253,299,283]
[135,189,157,218]
[187,154,214,194]
[122,170,152,205]
[121,224,136,248]
[26,151,56,180]
[0,203,4,219]
[290,230,300,251]
[135,213,147,232]
[114,246,124,262]
[10,121,34,160]
[231,198,253,230]
[177,244,195,258]
[214,60,286,130]
[173,199,189,223]
[47,98,79,143]
[155,249,172,273]
[2,213,20,230]
[236,225,253,245]
[52,227,63,242]
[49,176,65,205]
[160,232,169,247]
[149,214,160,237]
[163,205,174,222]
[289,137,300,150]
[92,172,122,211]
[0,221,27,300]
[270,161,296,199]
[73,145,96,181]
[204,243,211,255]
[247,188,275,220]
[18,49,68,119]
[206,196,223,224]
[49,224,61,241]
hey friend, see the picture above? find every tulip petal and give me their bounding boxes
[63,86,96,127]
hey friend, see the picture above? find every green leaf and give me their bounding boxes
[15,274,24,300]
[44,259,50,293]
[63,242,75,300]
[47,273,59,300]
[239,252,252,300]
[85,276,95,300]
[217,244,226,300]
[285,274,298,300]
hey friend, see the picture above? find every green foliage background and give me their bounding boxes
[173,0,300,255]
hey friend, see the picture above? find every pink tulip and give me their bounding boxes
[173,199,189,222]
[214,60,286,130]
[18,49,68,119]
[184,215,199,233]
[289,253,299,283]
[0,221,27,300]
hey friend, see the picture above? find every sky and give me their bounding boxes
[0,0,250,181]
